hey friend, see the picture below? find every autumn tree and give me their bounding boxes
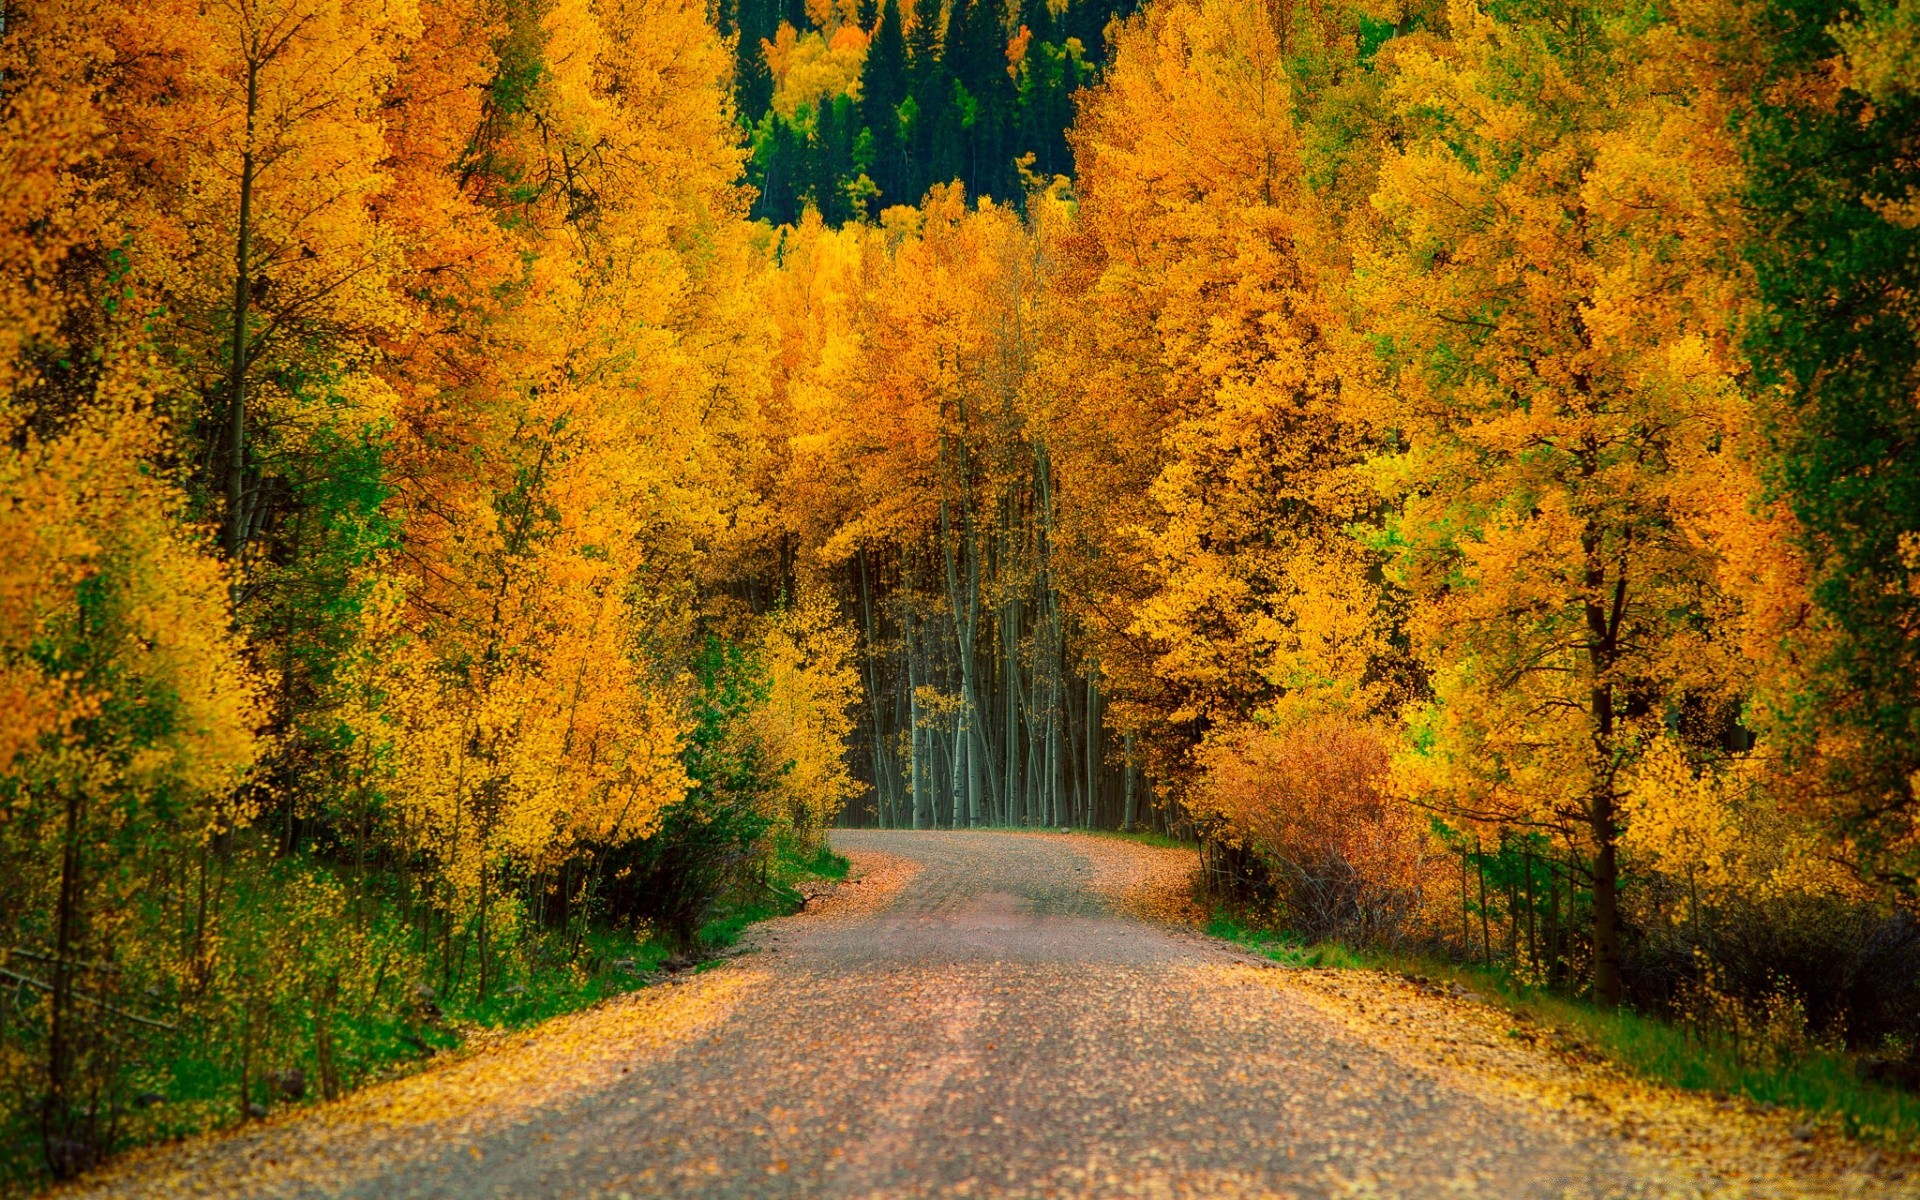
[1041,0,1394,792]
[0,0,852,1177]
[1734,0,1920,892]
[1356,0,1758,1005]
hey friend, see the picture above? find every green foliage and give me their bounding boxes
[750,97,875,226]
[745,0,1133,224]
[1207,912,1368,969]
[0,826,853,1194]
[1088,828,1199,851]
[695,840,851,951]
[1739,0,1920,890]
[1395,952,1920,1152]
[597,637,779,949]
[1213,903,1920,1150]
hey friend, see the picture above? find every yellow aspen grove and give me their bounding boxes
[747,588,862,845]
[1042,0,1392,785]
[1355,0,1756,1006]
[0,373,263,1176]
[1,0,841,1177]
[766,192,1127,832]
[10,0,1920,1185]
[361,0,772,991]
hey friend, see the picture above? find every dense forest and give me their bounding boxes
[730,0,1140,222]
[3,0,1920,1184]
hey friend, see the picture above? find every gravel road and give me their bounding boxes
[60,830,1905,1199]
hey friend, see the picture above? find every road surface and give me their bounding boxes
[61,831,1903,1198]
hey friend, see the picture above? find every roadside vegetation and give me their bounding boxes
[0,830,849,1196]
[1211,906,1920,1153]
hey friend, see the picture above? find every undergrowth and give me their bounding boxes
[1,843,849,1196]
[1209,911,1920,1152]
[695,842,849,953]
[1088,828,1199,851]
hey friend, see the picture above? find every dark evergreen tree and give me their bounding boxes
[1015,34,1084,182]
[749,113,810,225]
[738,0,1130,223]
[905,0,957,202]
[1741,0,1920,884]
[1017,0,1055,42]
[732,0,782,123]
[947,0,1017,203]
[862,0,912,206]
[1061,0,1140,66]
[811,95,865,224]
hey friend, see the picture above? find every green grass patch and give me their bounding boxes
[1392,956,1920,1151]
[2,846,851,1196]
[786,842,851,882]
[1084,827,1201,851]
[694,840,849,954]
[1207,912,1367,968]
[1207,907,1920,1152]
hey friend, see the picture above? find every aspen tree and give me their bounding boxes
[1357,0,1753,1004]
[1041,0,1388,788]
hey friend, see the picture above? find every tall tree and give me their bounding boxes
[1739,0,1920,891]
[861,0,911,203]
[904,0,956,201]
[947,0,1017,203]
[1357,0,1756,1005]
[1041,0,1391,789]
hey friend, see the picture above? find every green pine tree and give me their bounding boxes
[862,0,912,205]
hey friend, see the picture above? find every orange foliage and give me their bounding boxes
[1041,0,1394,785]
[1196,718,1431,943]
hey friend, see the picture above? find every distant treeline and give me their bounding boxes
[727,0,1141,223]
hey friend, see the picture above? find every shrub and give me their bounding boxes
[1194,717,1431,945]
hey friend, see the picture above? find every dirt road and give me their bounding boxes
[61,831,1906,1198]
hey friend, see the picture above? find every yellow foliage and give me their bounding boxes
[1042,0,1391,775]
[1195,717,1434,942]
[0,384,261,812]
[1360,0,1753,833]
[750,589,862,843]
[765,21,868,117]
[1622,734,1862,903]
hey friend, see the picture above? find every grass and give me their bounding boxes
[1207,913,1369,969]
[1208,910,1920,1152]
[2,844,851,1196]
[694,841,850,952]
[1084,827,1201,850]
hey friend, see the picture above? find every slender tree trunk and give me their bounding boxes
[1002,594,1021,825]
[225,58,261,560]
[907,607,926,829]
[1476,841,1492,968]
[238,1002,253,1122]
[476,853,489,1000]
[1524,851,1538,973]
[1584,542,1627,1007]
[942,500,998,825]
[42,785,86,1173]
[857,550,900,823]
[1084,671,1099,828]
[1590,792,1622,1006]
